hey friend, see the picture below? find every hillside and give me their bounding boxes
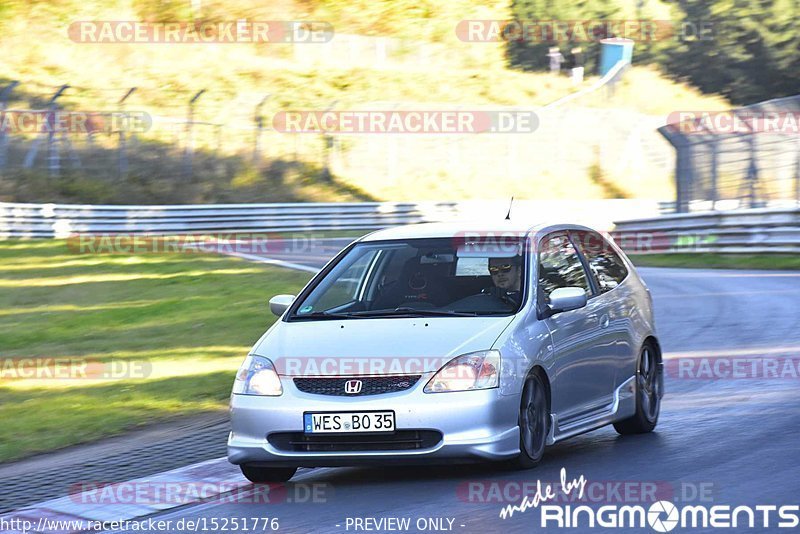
[0,0,730,204]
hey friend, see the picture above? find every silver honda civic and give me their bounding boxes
[228,222,663,482]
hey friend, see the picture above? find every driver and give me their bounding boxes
[484,256,523,305]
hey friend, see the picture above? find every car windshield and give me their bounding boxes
[290,237,526,319]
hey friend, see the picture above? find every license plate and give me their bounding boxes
[303,411,395,433]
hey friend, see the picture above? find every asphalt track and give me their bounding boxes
[116,248,800,534]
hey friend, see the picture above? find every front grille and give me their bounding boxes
[293,375,421,396]
[268,430,443,452]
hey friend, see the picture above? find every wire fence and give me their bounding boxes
[659,95,800,213]
[0,82,287,177]
[0,63,675,205]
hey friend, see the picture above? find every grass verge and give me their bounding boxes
[630,253,800,270]
[0,239,312,462]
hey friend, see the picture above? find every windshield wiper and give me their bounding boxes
[293,308,509,320]
[291,311,357,320]
[394,307,480,317]
[341,307,480,318]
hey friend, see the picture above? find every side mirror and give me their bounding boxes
[547,287,587,316]
[269,294,295,317]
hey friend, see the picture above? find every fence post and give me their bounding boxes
[48,86,69,176]
[23,85,69,172]
[184,89,206,179]
[0,81,20,172]
[321,100,337,182]
[795,140,800,207]
[745,136,760,208]
[118,87,136,179]
[253,94,271,165]
[47,85,69,177]
[709,138,719,209]
[674,142,691,213]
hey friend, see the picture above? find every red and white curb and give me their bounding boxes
[223,250,321,273]
[0,240,338,533]
[216,236,355,274]
[0,459,313,534]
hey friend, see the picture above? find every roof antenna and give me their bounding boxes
[504,196,514,220]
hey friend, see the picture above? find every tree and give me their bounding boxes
[507,0,623,72]
[663,0,800,104]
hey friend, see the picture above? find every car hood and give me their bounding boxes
[252,316,515,376]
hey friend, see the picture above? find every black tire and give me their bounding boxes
[511,372,550,469]
[614,342,662,435]
[240,465,297,483]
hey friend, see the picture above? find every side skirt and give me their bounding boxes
[546,376,637,445]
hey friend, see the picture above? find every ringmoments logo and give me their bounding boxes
[648,501,679,532]
[499,469,800,531]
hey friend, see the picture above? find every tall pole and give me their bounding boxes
[47,85,70,177]
[795,138,800,207]
[118,87,136,179]
[0,81,20,172]
[253,94,271,165]
[321,100,338,182]
[184,89,205,180]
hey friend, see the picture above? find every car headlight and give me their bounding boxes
[424,350,500,393]
[232,355,283,396]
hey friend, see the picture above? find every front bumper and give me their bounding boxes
[227,374,520,467]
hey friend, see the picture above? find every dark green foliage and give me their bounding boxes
[663,0,800,104]
[508,0,800,104]
[507,0,623,73]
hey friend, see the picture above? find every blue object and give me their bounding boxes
[599,38,634,76]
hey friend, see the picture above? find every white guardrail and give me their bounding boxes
[4,201,796,254]
[0,200,666,239]
[613,207,800,254]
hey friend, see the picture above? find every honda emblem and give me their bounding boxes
[344,379,363,394]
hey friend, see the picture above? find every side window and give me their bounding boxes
[537,234,592,298]
[311,249,378,311]
[572,231,629,293]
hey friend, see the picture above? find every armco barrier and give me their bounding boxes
[4,201,793,254]
[0,202,461,238]
[612,207,800,254]
[0,200,666,239]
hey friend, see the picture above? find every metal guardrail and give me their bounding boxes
[5,201,794,254]
[0,200,668,239]
[612,207,800,254]
[0,201,465,238]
